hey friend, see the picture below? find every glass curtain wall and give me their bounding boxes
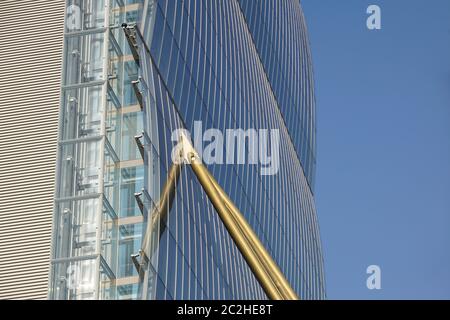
[49,0,148,300]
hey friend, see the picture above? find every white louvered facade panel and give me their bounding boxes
[0,0,65,300]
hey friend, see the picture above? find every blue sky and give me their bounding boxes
[301,0,450,299]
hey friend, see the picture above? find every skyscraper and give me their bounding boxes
[0,0,325,300]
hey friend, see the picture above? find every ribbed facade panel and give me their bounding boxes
[137,0,326,299]
[0,0,65,300]
[238,0,317,189]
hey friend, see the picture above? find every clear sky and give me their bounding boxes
[301,0,450,299]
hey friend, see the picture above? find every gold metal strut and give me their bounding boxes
[134,135,298,300]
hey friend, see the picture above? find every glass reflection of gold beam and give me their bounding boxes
[132,162,181,274]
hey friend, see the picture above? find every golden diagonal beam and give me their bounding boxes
[202,168,299,300]
[188,154,284,300]
[135,133,298,300]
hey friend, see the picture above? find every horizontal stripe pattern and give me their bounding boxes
[0,0,65,300]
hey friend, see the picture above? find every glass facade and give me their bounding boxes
[50,0,146,300]
[50,0,325,300]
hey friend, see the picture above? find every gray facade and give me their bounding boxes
[0,0,65,299]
